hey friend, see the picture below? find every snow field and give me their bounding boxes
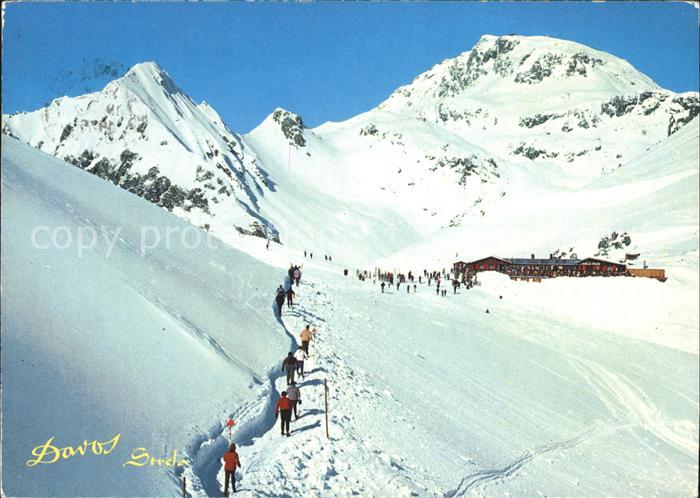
[201,265,698,497]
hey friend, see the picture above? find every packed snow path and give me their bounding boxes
[185,276,429,497]
[185,267,697,497]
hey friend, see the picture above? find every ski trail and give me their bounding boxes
[182,297,298,497]
[569,355,698,457]
[446,425,597,497]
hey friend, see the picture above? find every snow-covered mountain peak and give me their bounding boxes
[252,107,308,148]
[123,60,168,83]
[381,34,660,113]
[104,61,186,104]
[2,61,281,245]
[125,60,166,78]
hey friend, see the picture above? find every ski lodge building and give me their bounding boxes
[454,255,630,281]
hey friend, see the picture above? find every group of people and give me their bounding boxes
[275,285,295,314]
[221,318,318,494]
[274,264,304,316]
[303,250,333,262]
[357,266,478,297]
[288,264,302,286]
[281,327,313,383]
[277,325,315,436]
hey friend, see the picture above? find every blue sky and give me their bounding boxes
[3,2,698,132]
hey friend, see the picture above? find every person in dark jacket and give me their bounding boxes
[286,287,296,308]
[222,443,241,495]
[275,286,285,316]
[275,391,293,436]
[380,281,385,293]
[282,352,296,384]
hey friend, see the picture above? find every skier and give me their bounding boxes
[436,287,440,296]
[222,443,241,495]
[413,284,417,293]
[286,381,302,420]
[275,286,285,316]
[304,250,307,258]
[381,282,385,293]
[294,267,301,286]
[282,352,296,384]
[300,325,313,354]
[288,264,295,282]
[275,391,293,436]
[266,240,270,250]
[286,287,296,308]
[407,285,409,294]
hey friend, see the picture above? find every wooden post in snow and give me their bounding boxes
[324,379,329,439]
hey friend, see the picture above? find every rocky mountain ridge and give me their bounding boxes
[2,62,280,241]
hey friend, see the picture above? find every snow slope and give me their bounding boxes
[192,267,698,497]
[372,118,699,274]
[1,136,290,497]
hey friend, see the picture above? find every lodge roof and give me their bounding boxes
[463,256,627,267]
[577,257,626,266]
[505,258,579,266]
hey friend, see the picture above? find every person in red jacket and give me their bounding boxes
[275,391,293,436]
[222,443,241,495]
